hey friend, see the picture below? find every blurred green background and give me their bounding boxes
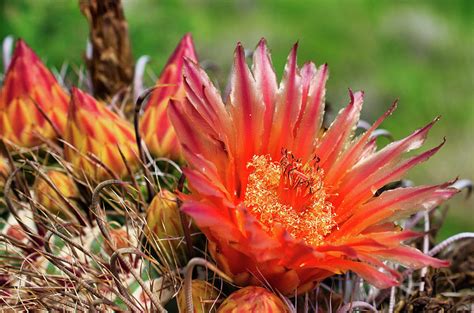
[1,0,472,239]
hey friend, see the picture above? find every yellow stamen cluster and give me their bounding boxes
[244,154,336,246]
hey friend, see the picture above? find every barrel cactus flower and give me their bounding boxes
[64,87,138,181]
[217,287,289,313]
[177,280,221,313]
[0,39,69,147]
[34,170,79,218]
[170,39,457,295]
[140,34,198,159]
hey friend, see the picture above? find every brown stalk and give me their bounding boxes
[79,0,134,103]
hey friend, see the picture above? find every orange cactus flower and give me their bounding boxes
[64,87,138,181]
[140,34,198,159]
[217,286,290,313]
[0,39,69,147]
[169,40,457,295]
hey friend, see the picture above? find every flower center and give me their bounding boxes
[244,151,336,246]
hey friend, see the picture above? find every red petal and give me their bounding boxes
[267,43,302,159]
[292,63,328,161]
[336,140,446,217]
[229,43,265,193]
[183,58,230,133]
[315,90,364,171]
[252,38,278,148]
[336,183,457,235]
[325,101,397,186]
[181,201,241,241]
[334,118,438,205]
[376,246,450,268]
[146,34,197,108]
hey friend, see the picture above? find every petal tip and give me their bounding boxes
[257,37,268,47]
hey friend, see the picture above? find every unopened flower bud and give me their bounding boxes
[34,170,79,219]
[103,227,133,256]
[217,286,290,313]
[177,280,220,313]
[64,88,138,181]
[0,156,10,189]
[140,34,197,159]
[146,190,188,265]
[0,40,69,147]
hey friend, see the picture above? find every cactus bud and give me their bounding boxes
[0,40,69,147]
[103,227,132,256]
[146,190,188,265]
[64,87,138,181]
[0,155,10,189]
[34,170,79,219]
[177,280,220,313]
[140,34,198,159]
[217,286,290,313]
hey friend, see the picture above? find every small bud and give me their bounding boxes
[217,286,290,313]
[34,170,79,219]
[177,280,220,313]
[146,190,188,265]
[103,227,132,256]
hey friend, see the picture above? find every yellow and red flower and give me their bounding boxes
[64,87,138,181]
[0,40,69,147]
[140,34,198,159]
[170,40,457,295]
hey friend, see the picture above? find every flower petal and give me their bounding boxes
[325,101,397,186]
[336,140,446,219]
[376,246,449,268]
[334,118,438,203]
[335,183,457,235]
[252,38,278,148]
[268,43,302,159]
[315,90,364,171]
[292,63,328,161]
[229,43,266,193]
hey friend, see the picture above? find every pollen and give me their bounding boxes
[244,152,336,246]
